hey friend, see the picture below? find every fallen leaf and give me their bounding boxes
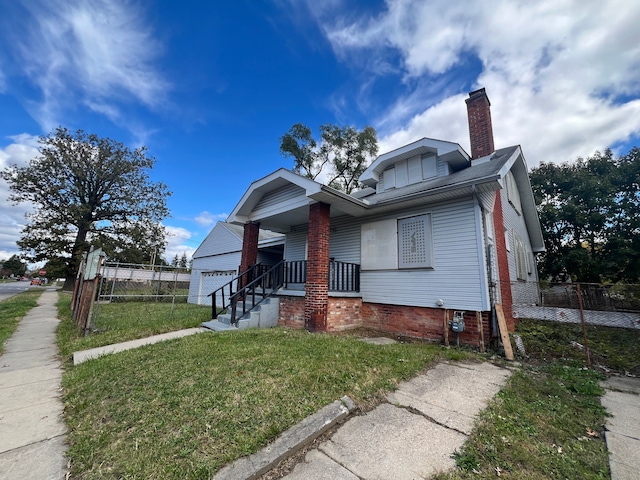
[587,427,600,438]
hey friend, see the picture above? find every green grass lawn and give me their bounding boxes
[0,289,42,355]
[60,325,469,479]
[57,293,210,359]
[434,363,609,479]
[57,297,630,480]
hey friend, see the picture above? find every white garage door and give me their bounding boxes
[199,270,236,306]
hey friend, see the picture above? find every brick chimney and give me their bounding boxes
[465,88,494,160]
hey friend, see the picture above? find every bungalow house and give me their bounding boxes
[206,89,544,346]
[188,222,284,305]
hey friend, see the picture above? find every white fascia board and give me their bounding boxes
[227,168,322,224]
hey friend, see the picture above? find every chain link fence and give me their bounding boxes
[513,282,640,330]
[87,262,210,333]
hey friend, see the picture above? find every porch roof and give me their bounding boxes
[227,168,368,232]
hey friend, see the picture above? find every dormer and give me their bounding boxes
[359,137,470,193]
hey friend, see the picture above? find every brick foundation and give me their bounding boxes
[279,295,491,348]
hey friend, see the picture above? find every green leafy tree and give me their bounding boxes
[531,148,640,283]
[41,257,69,280]
[1,127,171,289]
[280,123,378,194]
[1,254,27,277]
[179,252,188,269]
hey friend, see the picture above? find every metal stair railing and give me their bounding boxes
[208,263,263,320]
[208,261,285,326]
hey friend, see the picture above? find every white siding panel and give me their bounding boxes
[254,184,306,212]
[360,198,486,311]
[501,187,540,305]
[437,157,449,177]
[193,223,242,258]
[285,230,307,261]
[330,216,361,263]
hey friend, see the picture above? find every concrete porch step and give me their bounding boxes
[202,297,280,331]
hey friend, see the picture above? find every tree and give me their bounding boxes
[530,148,640,283]
[41,257,70,280]
[280,123,378,194]
[1,127,171,289]
[0,254,26,277]
[179,252,188,269]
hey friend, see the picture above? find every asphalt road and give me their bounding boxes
[0,280,37,302]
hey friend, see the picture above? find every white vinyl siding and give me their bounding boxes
[500,184,539,305]
[360,197,486,311]
[284,229,307,261]
[254,184,305,212]
[193,223,242,258]
[329,216,361,263]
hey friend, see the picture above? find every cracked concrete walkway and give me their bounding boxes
[0,289,68,479]
[283,362,512,480]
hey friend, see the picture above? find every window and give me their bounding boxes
[505,172,522,214]
[398,214,433,269]
[513,231,527,280]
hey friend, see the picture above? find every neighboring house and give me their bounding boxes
[188,222,284,305]
[218,89,545,347]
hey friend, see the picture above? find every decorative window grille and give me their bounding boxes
[397,214,433,269]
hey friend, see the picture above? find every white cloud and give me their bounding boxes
[163,225,196,263]
[4,0,168,131]
[301,0,640,166]
[0,134,40,259]
[194,211,227,228]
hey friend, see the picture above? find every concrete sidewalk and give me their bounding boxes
[602,376,640,480]
[281,361,513,480]
[0,289,68,480]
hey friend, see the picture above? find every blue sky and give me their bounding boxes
[1,0,640,265]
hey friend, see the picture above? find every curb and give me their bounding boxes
[212,395,357,480]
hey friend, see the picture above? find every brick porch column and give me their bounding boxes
[304,202,330,332]
[493,193,514,329]
[239,221,260,288]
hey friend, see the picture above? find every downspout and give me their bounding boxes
[472,184,498,342]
